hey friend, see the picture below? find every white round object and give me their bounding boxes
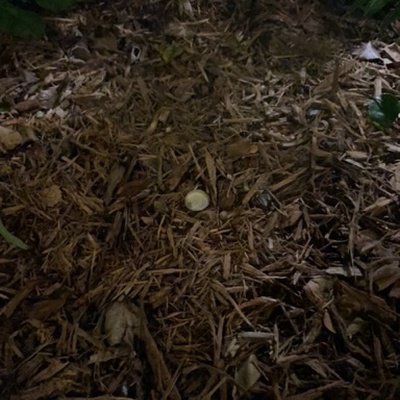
[185,189,210,211]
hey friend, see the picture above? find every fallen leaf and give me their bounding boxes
[337,281,396,322]
[104,302,140,346]
[0,126,24,151]
[372,263,400,291]
[346,317,367,339]
[226,337,240,358]
[304,277,332,310]
[117,179,149,198]
[352,41,381,61]
[41,185,62,208]
[389,162,400,191]
[14,99,41,113]
[227,140,258,157]
[389,280,400,298]
[346,150,369,160]
[104,164,125,205]
[281,203,302,228]
[69,39,91,61]
[93,35,118,52]
[382,43,400,62]
[323,309,336,333]
[88,347,131,364]
[325,266,362,277]
[31,360,69,384]
[38,86,60,109]
[28,297,66,320]
[235,354,260,391]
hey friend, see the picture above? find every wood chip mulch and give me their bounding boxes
[1,0,400,399]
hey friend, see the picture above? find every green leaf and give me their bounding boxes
[368,93,400,130]
[0,219,30,250]
[381,4,400,26]
[0,1,45,38]
[35,0,75,12]
[364,0,386,15]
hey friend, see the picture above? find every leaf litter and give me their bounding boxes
[1,0,400,399]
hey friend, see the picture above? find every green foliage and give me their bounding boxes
[368,94,400,130]
[348,0,400,24]
[35,0,75,12]
[0,219,30,250]
[0,0,76,38]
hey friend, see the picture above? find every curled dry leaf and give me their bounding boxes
[104,302,141,346]
[372,263,400,291]
[323,309,336,334]
[352,42,381,61]
[346,317,367,339]
[235,354,260,392]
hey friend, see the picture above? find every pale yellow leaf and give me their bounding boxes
[41,185,62,208]
[235,354,260,391]
[0,126,24,151]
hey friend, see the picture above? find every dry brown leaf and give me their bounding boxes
[337,281,396,322]
[28,297,66,320]
[325,266,362,277]
[104,301,140,346]
[281,203,302,228]
[136,302,181,399]
[304,277,332,310]
[105,164,125,204]
[389,280,400,298]
[14,99,41,113]
[31,360,69,384]
[70,40,91,61]
[218,181,236,210]
[346,150,369,160]
[323,309,336,334]
[0,126,24,151]
[41,185,62,208]
[372,263,400,291]
[235,354,260,392]
[93,35,118,51]
[88,348,131,364]
[382,42,400,62]
[0,280,36,318]
[363,197,393,214]
[38,85,60,109]
[304,359,328,378]
[389,162,400,191]
[166,160,189,191]
[346,317,367,339]
[117,179,149,198]
[227,140,258,157]
[204,149,217,197]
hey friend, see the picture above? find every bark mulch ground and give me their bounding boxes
[1,0,400,399]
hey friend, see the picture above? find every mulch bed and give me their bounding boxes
[1,0,400,399]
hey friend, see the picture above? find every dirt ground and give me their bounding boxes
[1,0,400,399]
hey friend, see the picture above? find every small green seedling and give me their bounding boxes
[0,219,30,250]
[368,93,400,130]
[0,0,76,38]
